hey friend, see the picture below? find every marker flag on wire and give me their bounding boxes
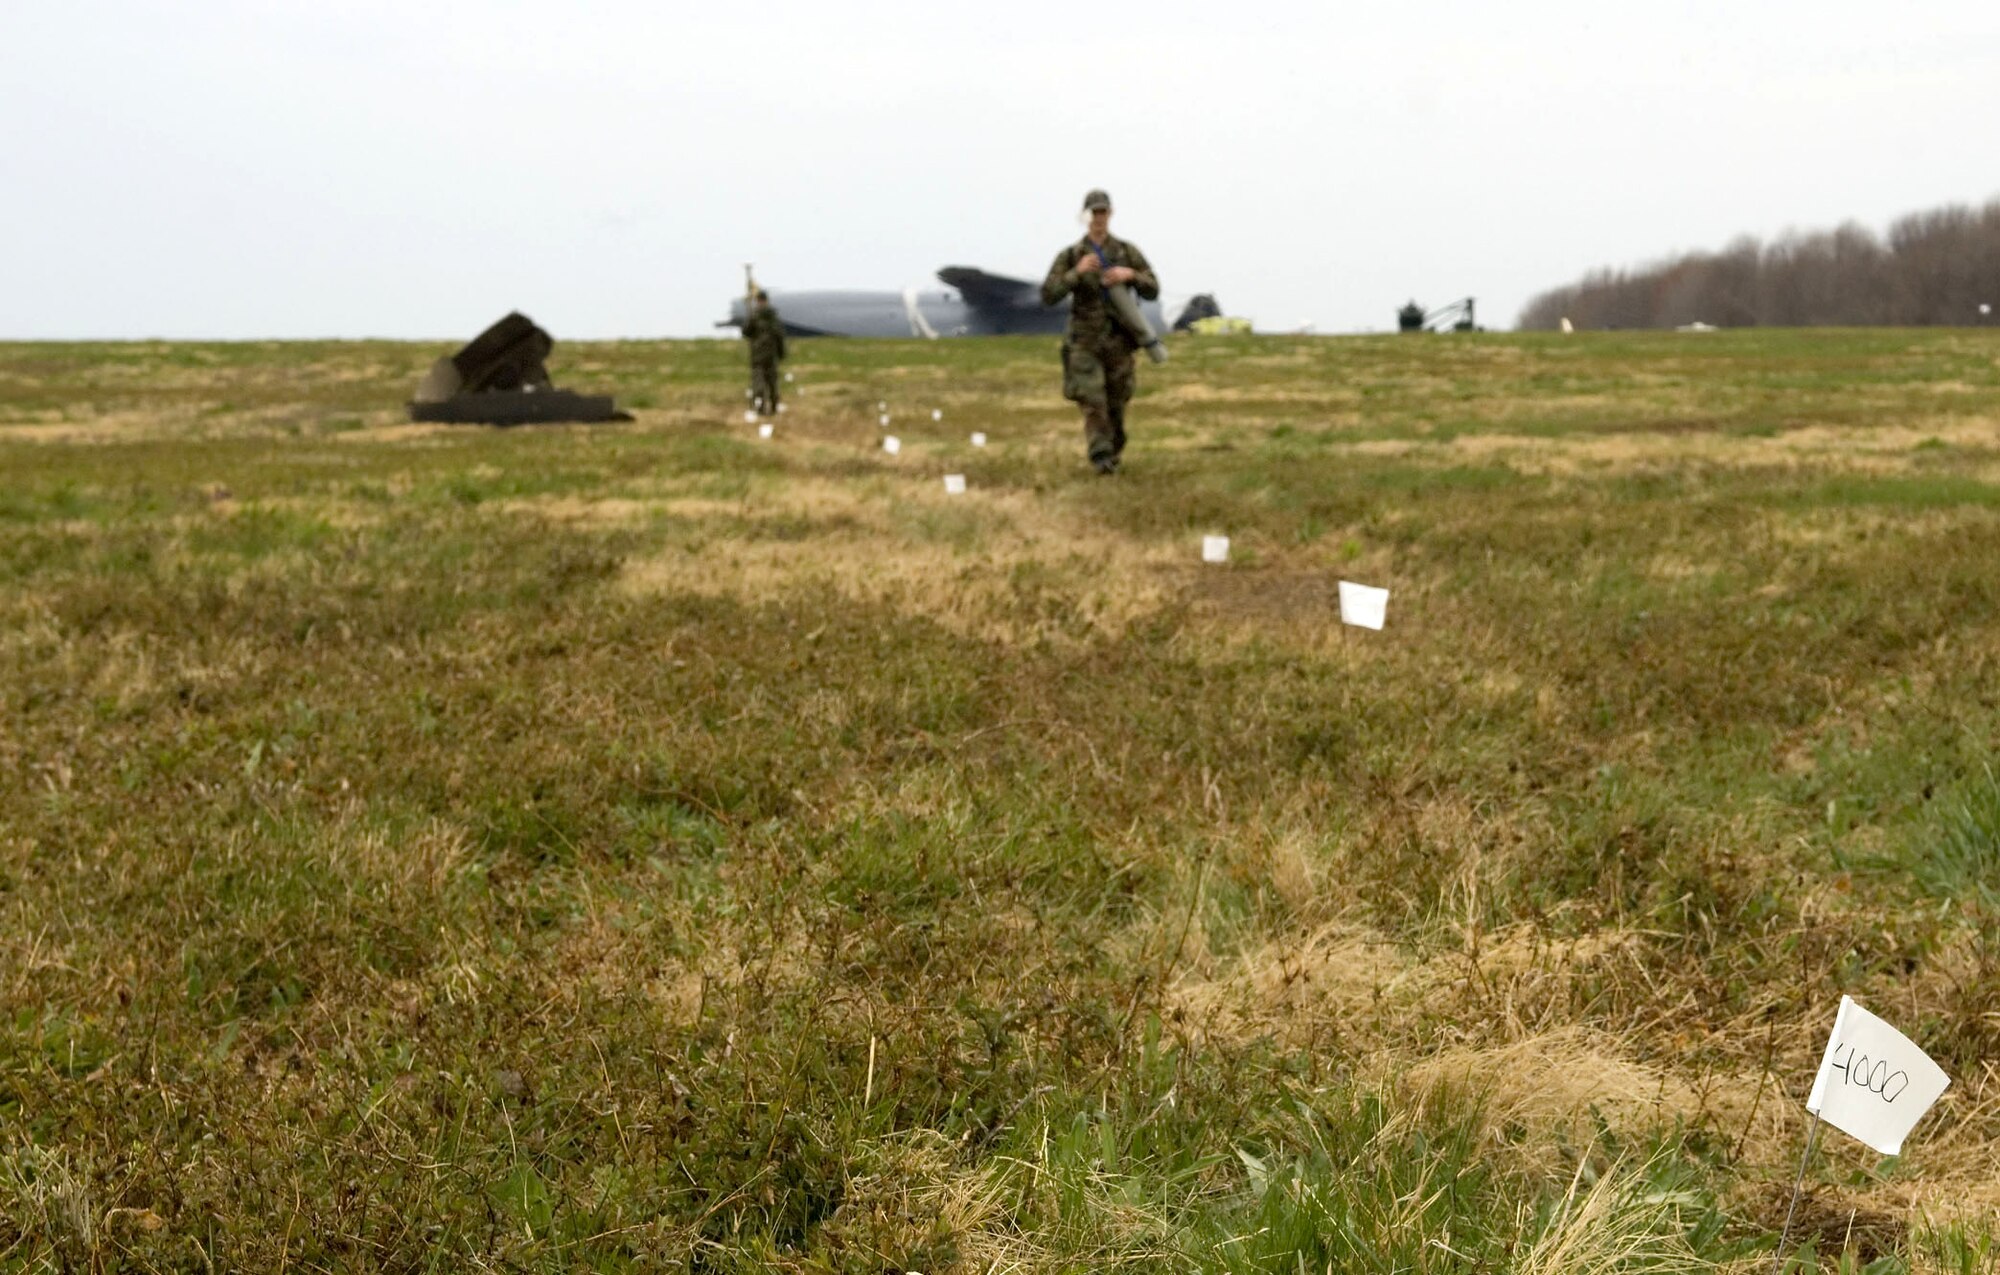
[932,409,943,421]
[943,474,966,495]
[882,436,901,455]
[758,423,773,439]
[1202,535,1230,563]
[1805,996,1949,1156]
[1338,581,1389,630]
[970,432,987,447]
[743,410,757,424]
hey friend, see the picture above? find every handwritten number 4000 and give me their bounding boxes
[1829,1043,1910,1103]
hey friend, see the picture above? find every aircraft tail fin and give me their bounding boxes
[936,266,1039,304]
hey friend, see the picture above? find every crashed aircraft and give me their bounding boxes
[719,267,1222,339]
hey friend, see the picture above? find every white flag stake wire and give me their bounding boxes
[1337,580,1389,630]
[1771,996,1950,1273]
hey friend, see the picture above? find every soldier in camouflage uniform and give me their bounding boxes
[1041,189,1160,474]
[742,289,786,416]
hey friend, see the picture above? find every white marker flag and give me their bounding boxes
[758,423,774,439]
[882,436,901,455]
[785,372,795,382]
[879,413,891,427]
[1202,535,1230,563]
[1805,996,1949,1155]
[1338,581,1390,630]
[970,432,987,447]
[943,474,966,494]
[931,409,943,421]
[777,403,787,414]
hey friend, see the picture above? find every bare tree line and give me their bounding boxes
[1517,198,2000,330]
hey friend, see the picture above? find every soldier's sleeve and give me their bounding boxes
[1126,243,1160,301]
[1041,247,1079,306]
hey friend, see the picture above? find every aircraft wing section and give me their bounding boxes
[936,267,1040,306]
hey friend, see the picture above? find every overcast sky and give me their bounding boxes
[5,1,1997,339]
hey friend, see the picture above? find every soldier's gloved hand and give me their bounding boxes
[1075,255,1101,274]
[1103,266,1135,285]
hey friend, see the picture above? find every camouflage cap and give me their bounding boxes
[1081,189,1112,212]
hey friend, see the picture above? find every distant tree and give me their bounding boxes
[1517,197,2000,329]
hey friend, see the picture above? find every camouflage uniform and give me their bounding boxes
[1041,234,1159,467]
[743,300,786,415]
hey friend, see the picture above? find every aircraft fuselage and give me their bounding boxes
[721,280,1172,339]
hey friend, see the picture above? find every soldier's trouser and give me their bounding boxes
[1062,342,1136,462]
[751,359,781,414]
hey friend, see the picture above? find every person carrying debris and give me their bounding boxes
[1041,189,1161,475]
[743,289,786,416]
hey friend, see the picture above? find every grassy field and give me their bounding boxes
[4,329,2000,1272]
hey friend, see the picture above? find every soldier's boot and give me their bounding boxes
[1109,403,1128,459]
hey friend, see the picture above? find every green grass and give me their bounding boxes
[3,329,1999,1270]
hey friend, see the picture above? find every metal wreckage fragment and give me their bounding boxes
[408,312,632,425]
